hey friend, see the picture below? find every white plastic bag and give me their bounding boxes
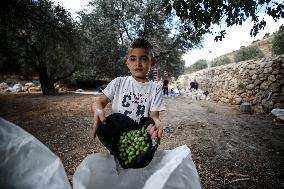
[73,145,202,189]
[0,118,71,189]
[271,109,284,122]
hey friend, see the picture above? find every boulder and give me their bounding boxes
[0,82,9,91]
[25,82,36,87]
[240,102,252,113]
[76,89,84,92]
[11,83,23,92]
[28,86,42,92]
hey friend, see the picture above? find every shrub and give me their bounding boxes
[184,59,208,74]
[234,46,264,62]
[210,55,232,68]
[272,25,284,55]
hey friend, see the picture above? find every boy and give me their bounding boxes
[92,38,165,142]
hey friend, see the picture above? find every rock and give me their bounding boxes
[177,126,183,130]
[268,83,281,93]
[28,86,42,92]
[59,87,67,92]
[11,83,23,92]
[246,84,255,90]
[263,67,272,73]
[254,79,262,86]
[234,96,242,105]
[22,86,29,92]
[25,82,36,87]
[200,94,206,100]
[5,87,13,92]
[76,89,84,92]
[274,103,284,109]
[0,82,9,91]
[164,127,174,133]
[260,81,270,90]
[240,102,252,113]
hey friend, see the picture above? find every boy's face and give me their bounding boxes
[126,48,155,82]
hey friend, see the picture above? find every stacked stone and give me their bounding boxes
[178,55,284,113]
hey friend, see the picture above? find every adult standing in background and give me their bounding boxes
[163,79,169,96]
[190,79,198,90]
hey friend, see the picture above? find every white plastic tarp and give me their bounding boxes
[0,117,202,189]
[0,118,71,189]
[73,145,202,189]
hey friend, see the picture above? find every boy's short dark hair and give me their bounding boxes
[129,38,153,50]
[128,38,154,57]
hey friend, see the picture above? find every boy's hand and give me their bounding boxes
[92,109,106,138]
[146,123,163,142]
[148,112,162,142]
[91,95,110,138]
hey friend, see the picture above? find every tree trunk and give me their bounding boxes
[38,67,57,95]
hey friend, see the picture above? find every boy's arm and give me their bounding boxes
[148,111,163,141]
[92,94,111,138]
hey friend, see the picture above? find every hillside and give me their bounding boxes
[216,34,275,62]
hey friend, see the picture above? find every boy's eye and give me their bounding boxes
[128,56,149,63]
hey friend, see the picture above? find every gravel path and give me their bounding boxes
[0,93,283,188]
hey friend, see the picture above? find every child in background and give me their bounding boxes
[92,38,166,142]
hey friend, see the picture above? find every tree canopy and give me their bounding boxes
[1,0,190,94]
[2,0,282,94]
[77,0,188,81]
[0,0,80,94]
[162,0,284,41]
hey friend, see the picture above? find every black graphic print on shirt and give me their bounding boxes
[122,91,149,119]
[122,94,131,107]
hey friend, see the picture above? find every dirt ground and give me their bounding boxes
[0,92,283,189]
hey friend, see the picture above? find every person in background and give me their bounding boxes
[162,79,169,96]
[190,79,198,90]
[173,86,180,96]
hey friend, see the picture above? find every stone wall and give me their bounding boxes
[178,55,284,113]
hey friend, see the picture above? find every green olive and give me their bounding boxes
[117,127,152,166]
[143,146,148,152]
[129,151,134,156]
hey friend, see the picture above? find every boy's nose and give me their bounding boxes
[136,59,142,65]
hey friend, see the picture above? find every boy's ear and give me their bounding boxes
[124,56,127,64]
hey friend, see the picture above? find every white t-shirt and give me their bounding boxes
[103,76,166,123]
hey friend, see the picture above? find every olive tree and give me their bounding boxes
[78,0,192,80]
[0,0,80,95]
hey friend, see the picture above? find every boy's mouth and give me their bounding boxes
[134,68,143,71]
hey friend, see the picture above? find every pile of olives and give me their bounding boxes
[117,127,150,167]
